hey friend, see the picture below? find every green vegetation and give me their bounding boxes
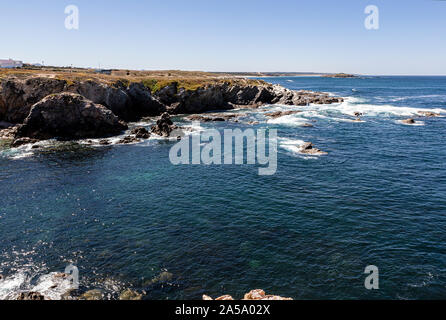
[0,67,268,92]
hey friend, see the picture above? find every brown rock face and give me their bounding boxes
[0,77,67,123]
[15,93,128,140]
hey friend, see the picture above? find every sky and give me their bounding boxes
[1,0,446,75]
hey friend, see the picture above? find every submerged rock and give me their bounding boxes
[79,289,103,301]
[15,93,128,140]
[148,271,173,285]
[119,289,142,301]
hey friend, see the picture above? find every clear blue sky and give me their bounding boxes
[1,0,445,75]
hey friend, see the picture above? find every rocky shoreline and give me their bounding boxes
[0,76,344,146]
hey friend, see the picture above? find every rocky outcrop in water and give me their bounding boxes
[151,113,177,137]
[300,142,328,155]
[203,289,293,301]
[187,113,240,122]
[14,93,127,140]
[418,111,441,117]
[402,118,416,125]
[154,82,343,114]
[0,76,344,126]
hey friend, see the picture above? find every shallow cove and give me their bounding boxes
[1,76,446,300]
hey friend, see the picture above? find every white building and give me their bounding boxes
[0,59,23,68]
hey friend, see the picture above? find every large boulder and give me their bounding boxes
[0,77,67,123]
[15,93,127,140]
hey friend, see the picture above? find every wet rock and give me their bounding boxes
[99,139,111,145]
[17,292,45,301]
[145,271,174,286]
[244,289,266,300]
[402,118,416,124]
[187,114,238,122]
[300,142,328,155]
[11,137,39,147]
[79,289,103,300]
[216,295,234,301]
[119,289,143,301]
[151,113,177,137]
[204,289,293,301]
[15,93,128,140]
[265,110,302,119]
[418,111,441,117]
[118,136,140,144]
[130,127,151,139]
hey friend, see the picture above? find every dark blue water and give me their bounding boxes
[1,76,446,299]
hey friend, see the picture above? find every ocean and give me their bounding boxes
[1,76,446,299]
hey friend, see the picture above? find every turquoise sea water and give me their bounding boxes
[1,76,446,299]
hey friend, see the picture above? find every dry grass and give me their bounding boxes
[0,67,267,92]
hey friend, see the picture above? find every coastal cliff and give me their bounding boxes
[0,73,343,143]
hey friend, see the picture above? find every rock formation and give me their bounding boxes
[300,142,328,155]
[402,118,416,125]
[418,111,441,117]
[203,289,293,301]
[14,93,127,140]
[151,113,177,137]
[265,110,303,119]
